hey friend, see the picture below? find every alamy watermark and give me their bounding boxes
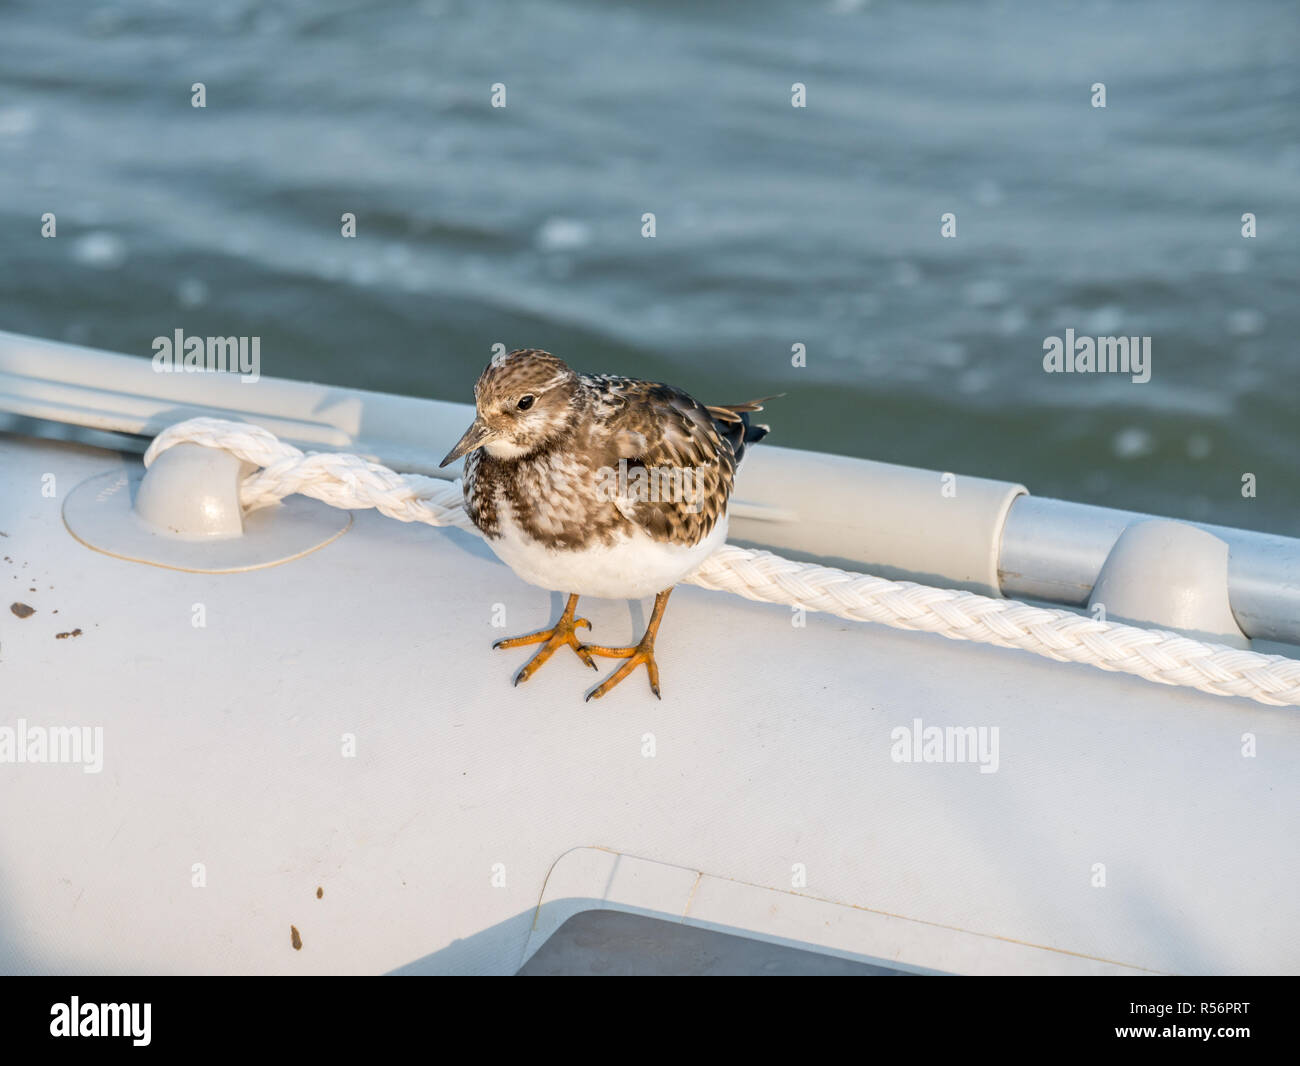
[50,997,150,1046]
[890,717,999,774]
[0,718,103,773]
[1043,329,1151,383]
[152,328,260,382]
[596,458,704,514]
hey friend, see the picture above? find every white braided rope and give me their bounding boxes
[144,417,1300,708]
[145,417,477,532]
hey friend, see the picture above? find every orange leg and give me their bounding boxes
[494,594,597,686]
[580,588,672,701]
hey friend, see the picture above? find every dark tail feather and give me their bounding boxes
[708,395,778,465]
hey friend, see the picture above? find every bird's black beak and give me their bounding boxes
[440,417,492,468]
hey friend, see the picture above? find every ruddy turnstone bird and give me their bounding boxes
[440,348,771,701]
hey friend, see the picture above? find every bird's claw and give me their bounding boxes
[580,641,661,702]
[495,611,596,685]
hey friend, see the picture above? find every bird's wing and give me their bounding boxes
[583,377,739,547]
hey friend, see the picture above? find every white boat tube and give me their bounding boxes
[2,329,1296,644]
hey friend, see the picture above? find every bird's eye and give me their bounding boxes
[516,395,535,411]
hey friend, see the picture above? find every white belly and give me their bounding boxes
[484,503,728,600]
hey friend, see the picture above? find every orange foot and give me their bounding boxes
[580,640,661,701]
[494,594,597,686]
[579,588,673,702]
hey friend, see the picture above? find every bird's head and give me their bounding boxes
[440,348,581,467]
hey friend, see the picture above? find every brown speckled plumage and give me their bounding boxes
[459,349,769,551]
[442,348,774,699]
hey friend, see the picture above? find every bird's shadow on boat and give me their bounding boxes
[432,524,499,566]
